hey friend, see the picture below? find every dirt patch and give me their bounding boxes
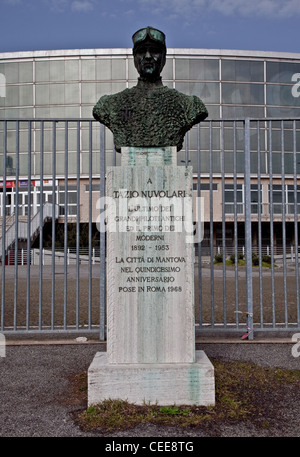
[67,358,300,437]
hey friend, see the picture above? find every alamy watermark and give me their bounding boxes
[0,73,6,98]
[292,73,300,98]
[291,333,300,358]
[0,332,6,358]
[95,192,204,244]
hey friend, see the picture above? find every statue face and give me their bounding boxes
[133,40,166,80]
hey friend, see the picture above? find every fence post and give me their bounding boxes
[244,118,254,339]
[99,123,106,341]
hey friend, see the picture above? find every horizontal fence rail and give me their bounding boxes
[0,118,300,338]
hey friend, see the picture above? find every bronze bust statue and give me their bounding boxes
[93,26,208,152]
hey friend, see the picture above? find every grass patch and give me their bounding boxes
[73,359,300,433]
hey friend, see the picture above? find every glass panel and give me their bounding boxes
[55,129,66,152]
[204,105,219,118]
[56,153,65,174]
[65,59,79,81]
[128,57,138,80]
[112,81,126,93]
[43,153,52,174]
[50,83,65,104]
[82,82,96,103]
[250,151,266,173]
[93,81,126,99]
[250,128,266,151]
[95,82,114,97]
[81,105,94,117]
[64,106,80,117]
[190,59,219,80]
[34,153,40,175]
[82,59,96,80]
[36,61,50,82]
[67,128,78,151]
[222,105,265,118]
[161,58,173,80]
[175,82,189,95]
[222,83,264,105]
[266,61,300,83]
[224,127,244,150]
[5,85,19,106]
[271,153,281,174]
[19,154,29,175]
[266,84,300,107]
[112,59,126,80]
[176,59,219,81]
[223,153,245,173]
[222,60,264,82]
[36,84,50,105]
[35,107,50,117]
[6,154,15,175]
[19,85,33,106]
[50,60,65,82]
[19,61,33,83]
[266,106,300,117]
[197,125,220,150]
[96,59,111,80]
[176,59,189,80]
[68,150,78,174]
[190,82,219,104]
[65,83,79,104]
[279,153,300,174]
[3,62,19,83]
[19,129,32,152]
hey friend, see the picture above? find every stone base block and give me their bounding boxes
[88,350,215,407]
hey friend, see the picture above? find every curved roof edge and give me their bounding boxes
[1,48,300,60]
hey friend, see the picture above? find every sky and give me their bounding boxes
[0,0,300,54]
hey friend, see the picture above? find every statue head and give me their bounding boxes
[132,27,166,81]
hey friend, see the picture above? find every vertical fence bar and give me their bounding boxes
[280,121,288,327]
[14,121,20,330]
[64,121,68,330]
[99,123,106,340]
[244,118,254,339]
[88,120,93,329]
[197,124,202,328]
[257,121,263,328]
[1,121,7,331]
[221,121,227,327]
[26,120,32,330]
[185,132,189,166]
[293,120,300,326]
[76,121,80,329]
[113,145,116,166]
[51,121,56,329]
[268,121,276,327]
[233,121,239,327]
[209,121,214,327]
[39,121,44,330]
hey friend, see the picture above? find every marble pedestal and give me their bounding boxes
[88,351,215,406]
[88,147,215,406]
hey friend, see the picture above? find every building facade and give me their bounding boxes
[0,48,300,251]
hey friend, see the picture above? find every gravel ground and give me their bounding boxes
[0,339,299,438]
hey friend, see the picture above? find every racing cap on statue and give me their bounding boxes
[132,26,166,52]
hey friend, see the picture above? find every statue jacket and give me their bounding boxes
[93,79,208,152]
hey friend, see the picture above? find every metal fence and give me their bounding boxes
[0,118,300,339]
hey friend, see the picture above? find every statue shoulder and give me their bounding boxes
[164,86,208,122]
[93,88,131,123]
